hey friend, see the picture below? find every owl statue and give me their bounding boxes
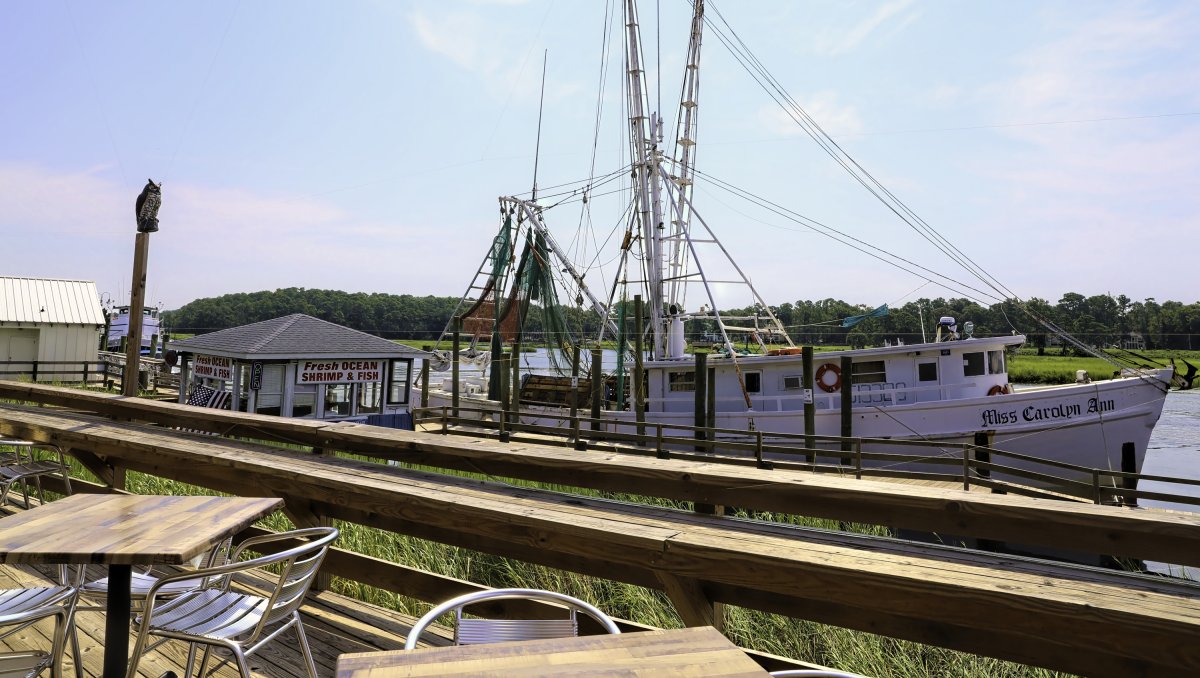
[135,179,162,233]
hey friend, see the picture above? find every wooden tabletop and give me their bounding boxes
[336,626,770,677]
[0,494,282,565]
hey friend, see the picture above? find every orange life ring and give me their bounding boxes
[987,384,1005,396]
[815,363,841,393]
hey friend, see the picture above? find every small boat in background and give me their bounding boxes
[106,304,165,356]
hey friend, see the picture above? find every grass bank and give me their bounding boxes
[1008,348,1199,385]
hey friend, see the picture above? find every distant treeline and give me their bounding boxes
[162,288,1200,351]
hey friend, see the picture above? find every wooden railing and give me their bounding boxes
[0,356,177,392]
[2,381,1200,677]
[413,405,1200,508]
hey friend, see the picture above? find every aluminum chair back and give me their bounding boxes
[0,439,72,508]
[405,588,620,650]
[126,526,339,678]
[455,614,578,645]
[0,586,78,678]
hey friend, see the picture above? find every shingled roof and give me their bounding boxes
[169,314,428,361]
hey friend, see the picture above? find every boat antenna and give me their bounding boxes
[531,49,548,203]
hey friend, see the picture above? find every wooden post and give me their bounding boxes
[694,351,708,452]
[590,347,603,432]
[122,232,150,397]
[497,352,510,442]
[974,431,991,479]
[1122,442,1138,506]
[511,336,522,425]
[570,345,581,445]
[803,346,815,462]
[420,346,431,410]
[101,314,111,352]
[706,365,716,449]
[497,352,509,412]
[451,317,461,418]
[839,356,853,458]
[634,295,646,436]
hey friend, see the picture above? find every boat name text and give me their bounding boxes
[980,397,1115,428]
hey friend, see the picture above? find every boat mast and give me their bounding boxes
[665,0,704,316]
[622,0,667,358]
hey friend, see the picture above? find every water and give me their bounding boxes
[1140,389,1200,510]
[1127,389,1200,578]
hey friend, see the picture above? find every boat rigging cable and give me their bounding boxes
[700,1,1153,378]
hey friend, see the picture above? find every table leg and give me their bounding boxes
[104,564,132,678]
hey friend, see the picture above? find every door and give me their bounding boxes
[1,329,39,380]
[915,358,941,403]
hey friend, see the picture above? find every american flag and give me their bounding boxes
[186,385,216,407]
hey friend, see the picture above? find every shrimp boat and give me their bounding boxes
[419,0,1173,487]
[105,304,165,356]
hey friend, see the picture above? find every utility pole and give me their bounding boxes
[123,180,161,397]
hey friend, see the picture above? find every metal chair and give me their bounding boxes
[69,537,235,678]
[124,526,337,678]
[0,440,72,509]
[404,588,621,649]
[769,670,869,677]
[0,585,79,678]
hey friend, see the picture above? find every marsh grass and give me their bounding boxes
[1008,348,1199,385]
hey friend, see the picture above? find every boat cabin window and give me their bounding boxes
[988,350,1006,375]
[668,371,695,392]
[782,375,803,390]
[851,360,887,384]
[963,352,986,377]
[744,371,761,394]
[918,362,938,382]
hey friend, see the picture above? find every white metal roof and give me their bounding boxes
[0,277,105,325]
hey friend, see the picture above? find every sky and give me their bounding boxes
[2,0,1198,313]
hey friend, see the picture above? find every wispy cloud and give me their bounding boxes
[0,163,462,307]
[814,0,917,57]
[755,91,864,138]
[964,4,1200,298]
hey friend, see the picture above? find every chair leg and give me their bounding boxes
[67,608,84,678]
[230,647,252,678]
[196,644,214,678]
[293,612,318,678]
[183,642,199,678]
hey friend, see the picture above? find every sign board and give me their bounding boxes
[297,359,383,385]
[803,388,814,405]
[249,361,264,390]
[193,354,233,381]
